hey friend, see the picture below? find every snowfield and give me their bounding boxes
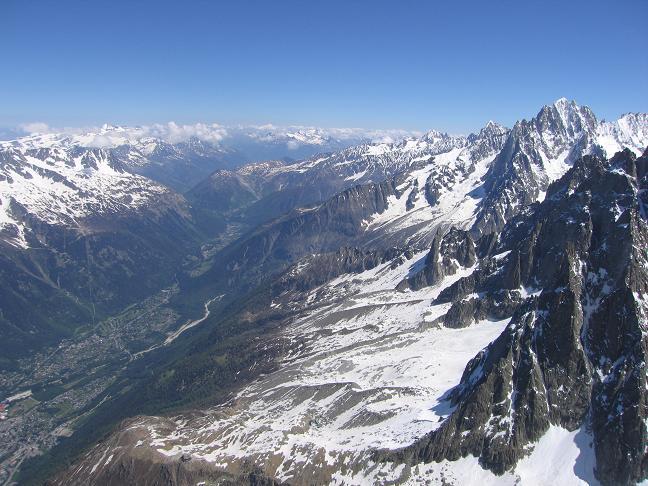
[146,257,510,480]
[138,252,599,485]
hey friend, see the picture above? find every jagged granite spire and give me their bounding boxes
[472,99,601,237]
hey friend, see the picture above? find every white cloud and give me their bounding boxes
[153,122,228,144]
[12,121,418,149]
[19,122,52,134]
[84,135,114,148]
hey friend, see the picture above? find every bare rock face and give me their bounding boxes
[384,149,648,485]
[188,175,405,296]
[397,228,476,291]
[274,246,406,294]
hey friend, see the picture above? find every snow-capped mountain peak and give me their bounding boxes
[478,119,507,135]
[466,120,509,162]
[596,112,648,157]
[533,97,598,141]
[472,99,647,236]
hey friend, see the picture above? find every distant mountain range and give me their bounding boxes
[2,99,647,485]
[2,123,418,191]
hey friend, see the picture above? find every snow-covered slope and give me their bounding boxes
[597,112,648,156]
[0,144,181,248]
[359,121,509,248]
[62,255,518,484]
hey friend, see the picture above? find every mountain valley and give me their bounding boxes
[0,100,647,486]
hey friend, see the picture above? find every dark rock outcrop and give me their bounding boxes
[397,228,476,291]
[275,246,406,294]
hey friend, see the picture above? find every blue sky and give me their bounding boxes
[2,0,647,133]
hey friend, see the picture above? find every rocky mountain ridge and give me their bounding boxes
[385,148,648,486]
[188,124,496,224]
[472,98,647,236]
